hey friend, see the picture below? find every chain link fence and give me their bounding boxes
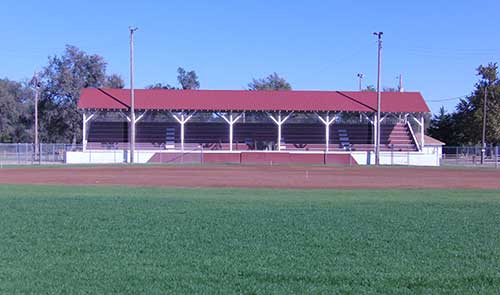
[0,143,82,166]
[442,146,499,168]
[1,143,498,168]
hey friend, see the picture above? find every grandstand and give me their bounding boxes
[71,88,436,165]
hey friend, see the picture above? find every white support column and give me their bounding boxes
[268,111,293,151]
[118,111,131,122]
[171,111,196,152]
[316,112,337,152]
[135,110,148,124]
[82,111,96,152]
[420,115,425,149]
[373,113,377,150]
[217,111,243,151]
[82,113,87,152]
[411,114,425,151]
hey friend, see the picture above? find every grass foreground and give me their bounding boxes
[0,185,499,294]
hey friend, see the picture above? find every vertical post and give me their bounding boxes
[277,111,282,151]
[373,113,377,152]
[420,115,425,150]
[496,146,498,169]
[325,123,330,152]
[374,31,383,165]
[82,113,87,152]
[481,86,488,164]
[129,26,138,164]
[180,114,185,152]
[33,71,39,161]
[229,112,233,151]
[357,73,364,91]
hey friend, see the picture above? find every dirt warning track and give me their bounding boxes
[0,165,500,190]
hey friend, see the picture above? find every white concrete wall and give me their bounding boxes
[351,150,441,166]
[66,149,442,166]
[66,150,156,164]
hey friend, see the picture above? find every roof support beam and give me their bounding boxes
[316,112,337,152]
[82,111,97,152]
[118,111,131,122]
[135,110,148,124]
[267,111,293,151]
[410,114,425,149]
[170,111,197,152]
[216,111,243,151]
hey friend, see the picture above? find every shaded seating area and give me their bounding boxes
[87,120,418,152]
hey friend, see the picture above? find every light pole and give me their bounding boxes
[481,85,488,164]
[129,26,138,163]
[32,70,40,161]
[374,32,383,166]
[357,73,364,91]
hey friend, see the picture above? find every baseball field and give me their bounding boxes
[1,165,499,294]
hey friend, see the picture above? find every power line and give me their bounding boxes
[427,95,468,102]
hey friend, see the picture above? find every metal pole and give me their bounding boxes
[481,86,488,164]
[496,146,498,169]
[357,73,364,91]
[180,115,185,152]
[32,71,40,161]
[374,32,383,166]
[229,112,233,151]
[277,112,282,151]
[129,26,138,163]
[325,113,330,152]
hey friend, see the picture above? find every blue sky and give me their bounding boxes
[1,0,500,114]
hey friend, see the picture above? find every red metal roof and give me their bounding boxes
[78,88,430,113]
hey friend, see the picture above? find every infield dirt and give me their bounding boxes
[1,165,499,189]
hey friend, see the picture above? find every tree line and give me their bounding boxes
[0,45,291,144]
[1,44,498,146]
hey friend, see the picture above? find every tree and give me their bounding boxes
[177,67,200,90]
[0,79,33,142]
[248,73,292,90]
[427,106,457,145]
[363,85,376,92]
[383,87,398,92]
[451,63,500,145]
[146,83,176,90]
[147,67,200,90]
[105,74,125,88]
[39,45,123,143]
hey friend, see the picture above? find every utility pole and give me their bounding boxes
[32,70,40,161]
[374,32,383,166]
[357,73,364,91]
[129,26,138,163]
[481,85,488,164]
[397,74,404,92]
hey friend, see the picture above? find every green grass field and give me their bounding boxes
[0,185,499,294]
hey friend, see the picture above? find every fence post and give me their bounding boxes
[496,146,499,169]
[407,151,410,166]
[391,144,394,166]
[200,146,204,165]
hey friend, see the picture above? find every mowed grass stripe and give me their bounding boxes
[0,185,499,294]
